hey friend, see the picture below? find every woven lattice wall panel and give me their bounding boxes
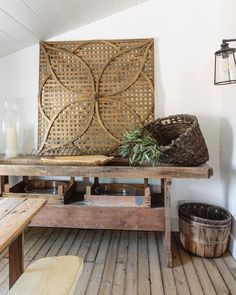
[37,38,154,155]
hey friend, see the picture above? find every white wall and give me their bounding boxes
[0,1,224,230]
[218,0,236,258]
[0,45,39,154]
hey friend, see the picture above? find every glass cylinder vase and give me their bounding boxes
[2,101,22,158]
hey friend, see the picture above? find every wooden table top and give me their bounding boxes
[0,198,46,252]
[0,155,213,179]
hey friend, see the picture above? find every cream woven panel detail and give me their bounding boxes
[37,39,154,155]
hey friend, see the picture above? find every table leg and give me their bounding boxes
[1,176,8,196]
[9,233,24,288]
[164,178,172,267]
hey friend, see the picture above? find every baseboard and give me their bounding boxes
[171,217,179,232]
[228,233,236,260]
[228,215,236,260]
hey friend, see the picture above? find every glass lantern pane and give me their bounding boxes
[215,51,236,84]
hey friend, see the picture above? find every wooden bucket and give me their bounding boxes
[178,202,232,257]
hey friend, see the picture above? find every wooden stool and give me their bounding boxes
[7,256,83,295]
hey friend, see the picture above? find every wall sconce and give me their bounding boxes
[214,39,236,85]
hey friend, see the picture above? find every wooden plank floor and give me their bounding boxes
[0,228,235,295]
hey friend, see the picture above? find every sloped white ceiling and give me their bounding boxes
[0,0,148,57]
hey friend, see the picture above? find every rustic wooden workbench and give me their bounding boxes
[0,156,213,267]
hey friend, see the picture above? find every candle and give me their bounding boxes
[6,126,17,158]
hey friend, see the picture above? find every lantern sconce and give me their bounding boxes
[214,39,236,85]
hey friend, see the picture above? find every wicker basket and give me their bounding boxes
[145,114,209,166]
[178,202,232,257]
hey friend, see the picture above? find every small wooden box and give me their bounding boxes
[3,177,76,204]
[85,183,151,207]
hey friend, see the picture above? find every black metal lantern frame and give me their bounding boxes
[214,39,236,85]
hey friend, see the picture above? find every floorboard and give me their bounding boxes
[125,231,138,295]
[0,228,235,295]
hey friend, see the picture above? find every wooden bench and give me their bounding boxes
[0,198,46,287]
[7,256,83,295]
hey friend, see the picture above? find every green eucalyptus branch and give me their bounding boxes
[119,127,161,166]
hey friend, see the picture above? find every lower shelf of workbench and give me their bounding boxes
[29,203,165,231]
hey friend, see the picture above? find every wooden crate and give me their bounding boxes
[3,177,76,204]
[85,183,151,207]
